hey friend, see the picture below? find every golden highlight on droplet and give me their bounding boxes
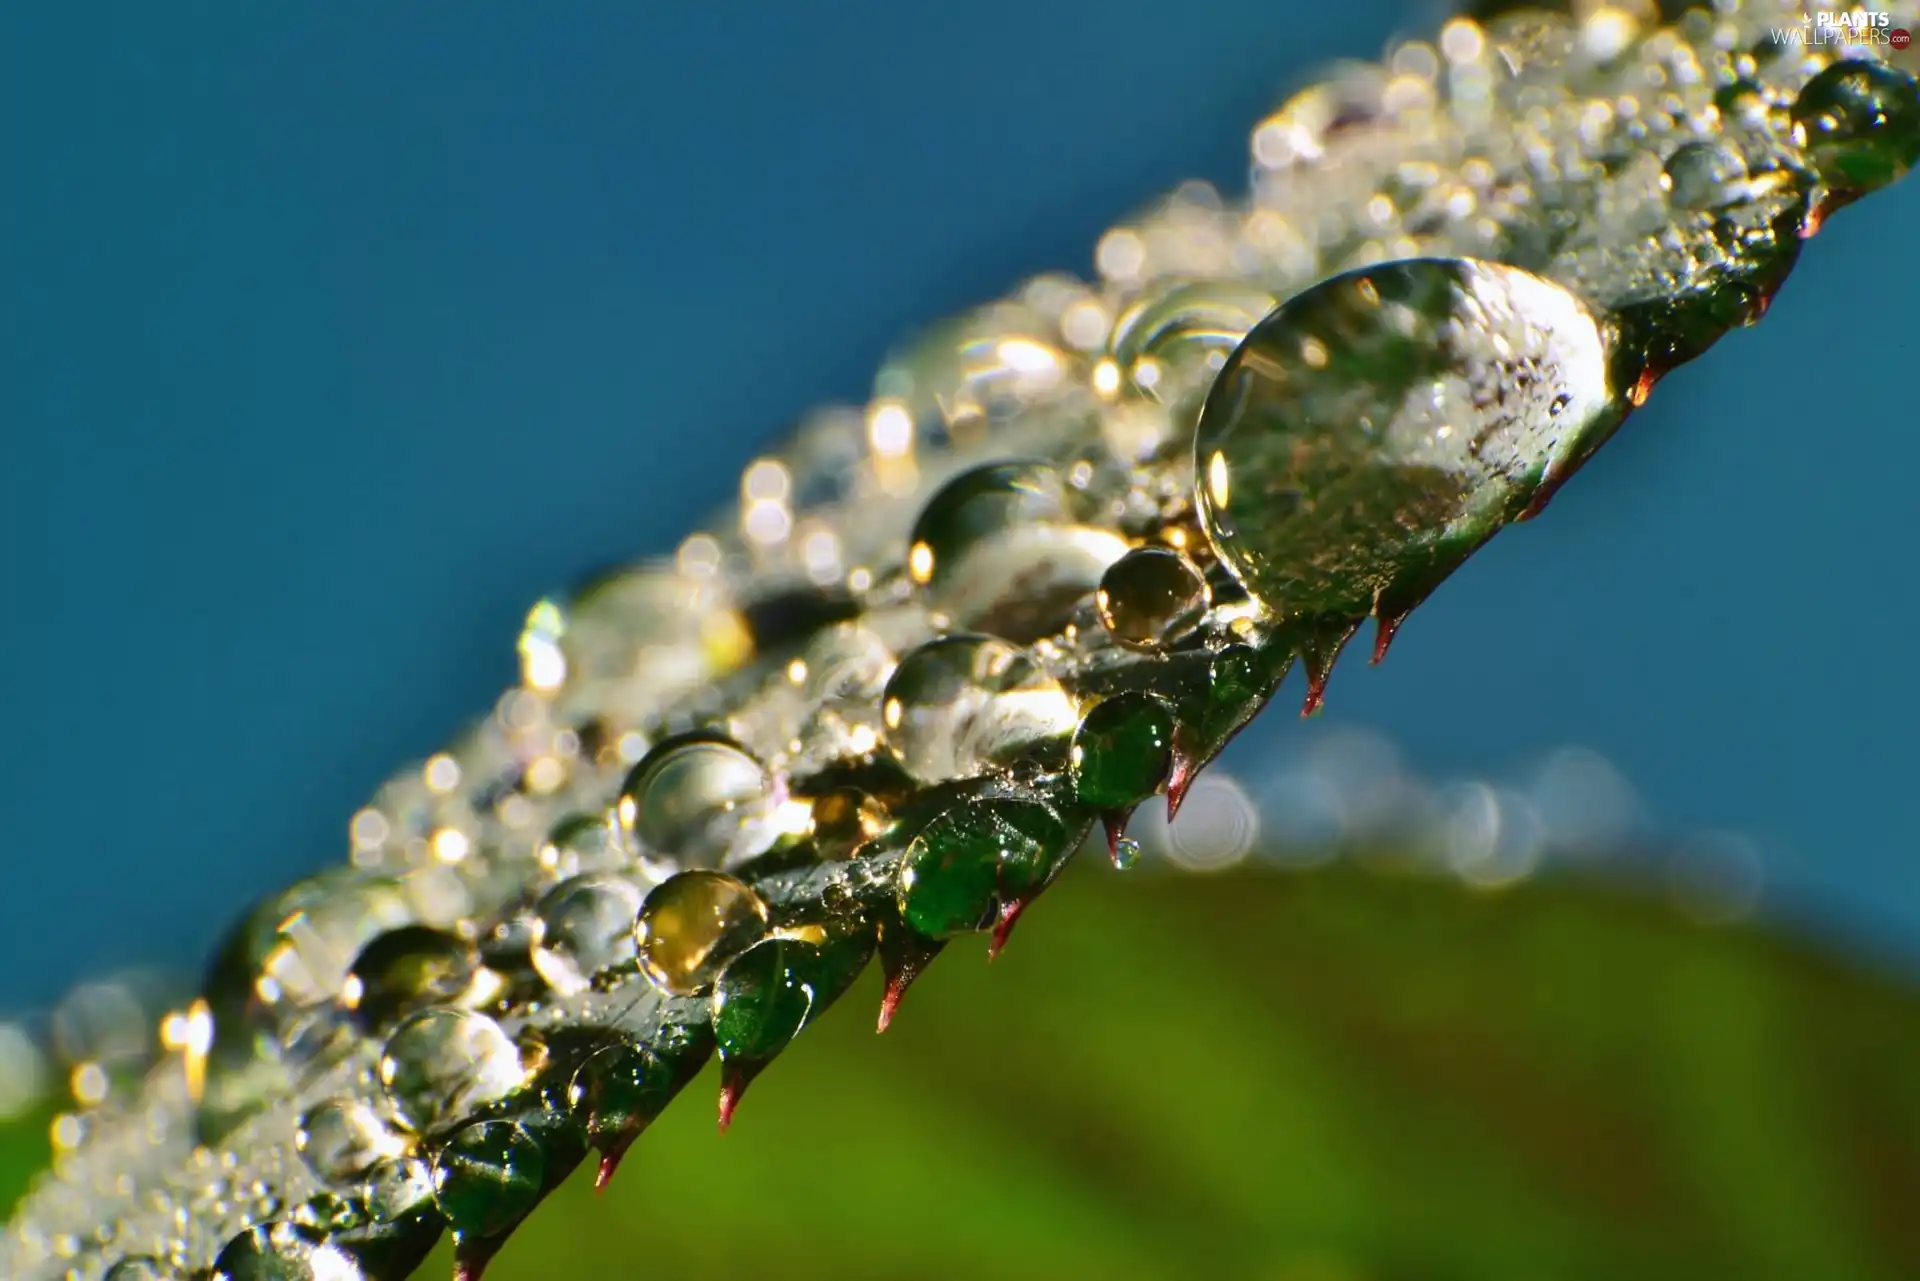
[1206,450,1232,509]
[907,541,935,585]
[1091,359,1122,398]
[160,999,214,1104]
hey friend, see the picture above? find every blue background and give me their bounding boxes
[3,2,1916,1011]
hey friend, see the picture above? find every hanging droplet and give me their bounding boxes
[296,1097,411,1186]
[430,1119,545,1240]
[536,812,628,882]
[378,1009,526,1135]
[529,874,645,996]
[633,871,770,997]
[896,797,1070,940]
[616,735,776,876]
[1070,692,1176,811]
[881,634,1077,783]
[567,1039,670,1187]
[1790,59,1920,195]
[341,926,480,1034]
[1094,546,1210,652]
[1661,140,1749,211]
[808,787,887,859]
[361,1154,435,1224]
[1194,258,1616,622]
[906,460,1128,642]
[211,1222,363,1281]
[1112,836,1142,870]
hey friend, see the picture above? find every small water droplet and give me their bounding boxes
[1791,59,1920,194]
[104,1258,176,1281]
[341,926,480,1034]
[881,635,1077,783]
[808,787,887,859]
[1661,140,1749,211]
[211,1222,362,1281]
[633,871,770,997]
[1094,546,1211,652]
[430,1118,545,1240]
[1070,692,1177,810]
[1108,278,1277,405]
[296,1097,411,1186]
[361,1154,435,1224]
[616,735,777,876]
[536,812,627,882]
[907,460,1127,642]
[1112,837,1142,870]
[896,797,1070,939]
[529,875,644,996]
[1194,258,1615,619]
[378,1009,526,1134]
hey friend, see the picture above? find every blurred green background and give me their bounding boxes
[9,860,1918,1279]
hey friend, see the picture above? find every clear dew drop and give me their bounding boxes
[1661,140,1749,211]
[536,812,628,882]
[361,1154,435,1224]
[251,873,419,1042]
[295,1097,411,1186]
[1094,546,1211,652]
[1194,257,1615,619]
[529,873,645,996]
[1790,59,1920,195]
[808,787,887,859]
[211,1222,363,1281]
[880,634,1078,783]
[104,1259,176,1281]
[633,870,771,998]
[430,1118,545,1240]
[906,460,1128,643]
[1107,278,1278,405]
[1112,836,1143,870]
[340,926,480,1034]
[377,1009,526,1135]
[616,735,777,876]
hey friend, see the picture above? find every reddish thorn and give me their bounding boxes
[717,1075,742,1134]
[1101,810,1131,866]
[987,897,1028,961]
[1370,612,1405,665]
[1300,672,1329,718]
[1166,749,1196,821]
[453,1257,489,1281]
[876,973,907,1034]
[593,1135,635,1194]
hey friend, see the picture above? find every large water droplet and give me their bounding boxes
[361,1154,435,1224]
[378,1009,526,1134]
[296,1097,411,1186]
[1194,258,1615,619]
[633,870,770,997]
[896,797,1070,939]
[1662,140,1750,211]
[430,1118,545,1240]
[616,735,777,875]
[341,926,480,1034]
[1070,692,1177,810]
[211,1223,363,1281]
[881,635,1077,783]
[104,1259,176,1281]
[1094,546,1210,652]
[1791,59,1920,194]
[530,874,644,996]
[907,461,1127,642]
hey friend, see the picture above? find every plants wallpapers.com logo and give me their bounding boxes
[1770,10,1913,47]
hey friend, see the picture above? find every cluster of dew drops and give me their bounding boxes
[12,6,1919,1281]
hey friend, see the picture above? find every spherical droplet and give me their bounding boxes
[906,460,1128,642]
[537,812,627,882]
[341,926,479,1034]
[1791,59,1920,194]
[633,870,770,997]
[104,1258,176,1281]
[430,1118,545,1239]
[1112,836,1143,870]
[1194,258,1614,619]
[362,1154,435,1224]
[211,1222,363,1281]
[1070,692,1176,810]
[1661,140,1749,211]
[378,1009,526,1134]
[530,874,644,996]
[809,787,888,859]
[296,1096,410,1186]
[897,797,1069,939]
[616,735,776,876]
[1108,278,1278,404]
[711,937,818,1064]
[567,1039,668,1148]
[881,635,1077,783]
[1094,546,1210,652]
